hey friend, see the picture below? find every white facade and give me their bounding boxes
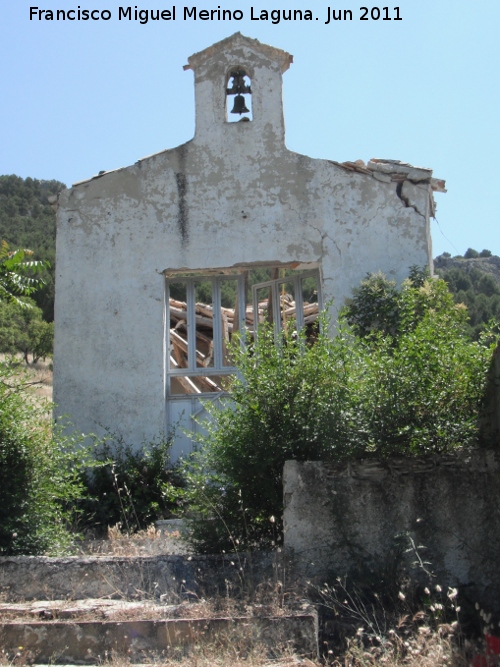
[54,33,444,458]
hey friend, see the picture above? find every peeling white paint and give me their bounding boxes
[54,33,441,448]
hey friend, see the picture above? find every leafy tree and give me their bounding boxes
[0,242,53,362]
[343,266,429,340]
[0,299,53,362]
[178,274,497,552]
[0,241,47,306]
[341,271,399,339]
[477,274,498,298]
[464,248,479,259]
[480,249,493,258]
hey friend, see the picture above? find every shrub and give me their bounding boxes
[0,364,90,555]
[464,248,480,259]
[178,274,497,553]
[80,434,185,534]
[177,322,362,552]
[341,270,400,339]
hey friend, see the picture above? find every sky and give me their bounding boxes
[1,0,499,258]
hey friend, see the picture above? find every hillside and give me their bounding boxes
[434,252,500,286]
[434,250,500,338]
[0,175,66,320]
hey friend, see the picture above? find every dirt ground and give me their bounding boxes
[0,354,53,401]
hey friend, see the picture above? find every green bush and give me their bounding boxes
[178,274,497,553]
[0,361,184,550]
[178,323,353,552]
[0,364,90,555]
[80,434,185,534]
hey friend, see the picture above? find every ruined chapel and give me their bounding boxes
[54,33,445,458]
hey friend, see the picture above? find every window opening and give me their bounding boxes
[166,268,320,460]
[251,269,321,342]
[195,279,214,368]
[226,69,252,122]
[166,268,321,398]
[167,274,246,396]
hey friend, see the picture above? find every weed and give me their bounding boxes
[77,523,191,556]
[0,362,98,555]
[79,432,185,535]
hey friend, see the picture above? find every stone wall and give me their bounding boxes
[0,552,280,602]
[481,344,500,445]
[283,450,500,613]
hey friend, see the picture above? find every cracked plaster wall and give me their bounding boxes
[283,453,500,614]
[54,35,435,446]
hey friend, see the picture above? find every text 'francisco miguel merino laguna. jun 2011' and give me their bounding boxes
[29,6,403,24]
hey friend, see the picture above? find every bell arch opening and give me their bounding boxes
[226,68,252,122]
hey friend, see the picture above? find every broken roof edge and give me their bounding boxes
[72,167,125,187]
[72,152,447,194]
[164,260,318,278]
[184,32,293,73]
[331,158,447,193]
[71,141,194,188]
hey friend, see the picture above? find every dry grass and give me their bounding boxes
[23,359,53,401]
[0,630,475,667]
[100,651,321,666]
[1,647,321,667]
[77,524,192,557]
[315,578,486,667]
[327,625,475,666]
[0,354,53,405]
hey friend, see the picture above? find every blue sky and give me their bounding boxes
[1,0,499,257]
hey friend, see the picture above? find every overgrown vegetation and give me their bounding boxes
[0,365,92,555]
[0,362,184,552]
[177,271,498,553]
[0,231,72,554]
[80,434,185,535]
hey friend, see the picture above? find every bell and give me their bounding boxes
[230,94,250,115]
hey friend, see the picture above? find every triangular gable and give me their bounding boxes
[184,32,293,73]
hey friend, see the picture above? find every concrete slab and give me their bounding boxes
[0,614,318,664]
[0,552,283,602]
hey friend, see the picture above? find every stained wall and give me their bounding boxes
[283,453,500,613]
[54,34,438,446]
